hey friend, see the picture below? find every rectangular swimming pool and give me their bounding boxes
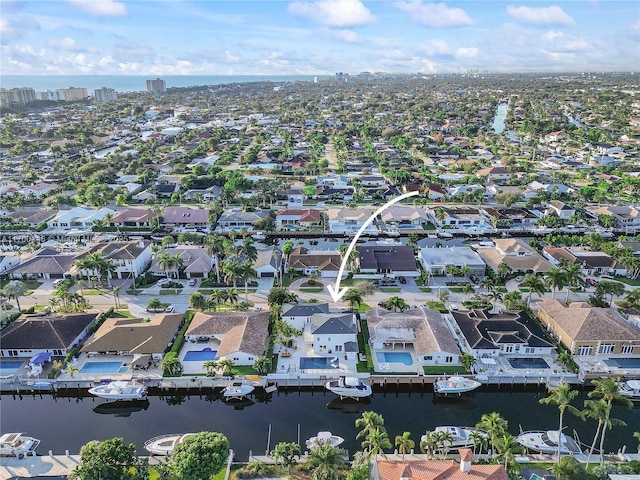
[507,357,550,369]
[184,348,218,361]
[0,360,24,375]
[604,358,640,368]
[300,357,337,369]
[376,352,413,365]
[80,361,128,374]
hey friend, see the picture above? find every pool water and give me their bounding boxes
[184,348,218,362]
[604,358,640,368]
[0,360,24,374]
[507,357,550,369]
[299,357,337,369]
[376,352,413,365]
[80,361,128,374]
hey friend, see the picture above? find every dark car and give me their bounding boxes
[469,274,479,283]
[378,301,389,309]
[398,276,406,284]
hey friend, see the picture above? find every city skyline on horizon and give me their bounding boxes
[1,0,639,76]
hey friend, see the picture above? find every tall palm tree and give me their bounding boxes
[494,433,521,471]
[238,263,257,302]
[343,289,363,311]
[560,261,584,303]
[224,287,239,306]
[476,412,508,454]
[156,253,176,280]
[361,428,391,458]
[355,411,385,440]
[469,430,488,456]
[209,289,225,309]
[419,431,437,459]
[394,432,414,460]
[223,261,242,288]
[306,443,346,480]
[539,382,580,460]
[204,234,226,283]
[544,267,566,299]
[386,296,409,312]
[582,398,626,468]
[520,273,546,304]
[238,237,258,264]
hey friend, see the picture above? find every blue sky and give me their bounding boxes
[1,0,639,75]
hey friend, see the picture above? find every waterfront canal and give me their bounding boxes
[1,386,638,459]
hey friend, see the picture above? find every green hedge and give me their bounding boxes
[169,310,195,355]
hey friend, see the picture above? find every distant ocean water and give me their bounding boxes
[0,75,327,93]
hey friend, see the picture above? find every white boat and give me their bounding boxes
[222,382,254,400]
[516,430,582,455]
[421,426,488,449]
[0,433,40,458]
[88,380,147,400]
[385,230,400,237]
[325,376,372,399]
[433,376,482,395]
[437,231,454,238]
[144,433,195,455]
[305,431,345,450]
[618,380,640,400]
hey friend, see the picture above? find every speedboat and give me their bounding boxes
[325,376,372,399]
[618,380,640,400]
[222,382,254,400]
[306,431,345,450]
[433,376,482,395]
[0,433,40,458]
[144,433,195,455]
[421,426,488,449]
[516,430,582,455]
[88,380,147,400]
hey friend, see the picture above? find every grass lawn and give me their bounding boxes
[159,288,183,295]
[357,302,372,314]
[380,287,401,293]
[425,300,447,312]
[126,289,142,295]
[422,365,468,375]
[300,287,324,292]
[419,287,433,293]
[109,310,136,318]
[612,276,640,286]
[81,289,102,295]
[22,280,44,290]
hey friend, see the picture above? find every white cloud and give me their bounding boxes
[287,0,375,27]
[419,40,451,56]
[0,15,40,43]
[394,1,472,28]
[506,5,574,26]
[224,50,240,63]
[455,47,478,58]
[66,0,127,17]
[321,28,360,43]
[544,31,589,52]
[47,36,96,53]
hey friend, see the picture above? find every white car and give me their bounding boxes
[158,278,172,286]
[188,278,197,286]
[165,305,175,313]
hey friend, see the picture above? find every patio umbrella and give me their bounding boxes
[131,354,152,367]
[30,352,52,364]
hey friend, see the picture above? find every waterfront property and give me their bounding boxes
[418,246,486,277]
[149,245,213,279]
[357,245,420,278]
[287,247,344,278]
[282,303,330,331]
[475,238,553,274]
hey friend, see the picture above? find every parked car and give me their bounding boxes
[449,304,459,311]
[158,278,172,286]
[586,278,598,287]
[188,278,197,286]
[165,305,175,313]
[469,274,479,284]
[398,276,407,284]
[52,279,65,287]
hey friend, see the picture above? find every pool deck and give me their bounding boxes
[179,341,220,375]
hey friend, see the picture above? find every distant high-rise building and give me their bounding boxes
[38,89,63,101]
[335,72,349,82]
[58,86,88,101]
[0,87,37,106]
[94,87,117,103]
[146,78,166,94]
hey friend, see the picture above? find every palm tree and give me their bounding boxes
[253,356,271,374]
[539,382,581,459]
[476,412,508,454]
[480,276,496,292]
[223,260,242,288]
[112,285,121,309]
[419,431,437,459]
[306,443,346,480]
[238,237,258,264]
[209,289,225,309]
[544,267,566,299]
[394,432,414,460]
[494,433,521,471]
[156,253,176,280]
[224,287,239,306]
[588,377,633,464]
[238,263,257,302]
[582,398,625,468]
[217,358,235,376]
[560,261,584,303]
[469,430,488,456]
[189,292,207,311]
[355,411,385,440]
[343,289,363,311]
[271,442,301,473]
[433,430,454,458]
[4,280,27,311]
[204,235,226,283]
[386,296,409,312]
[361,428,391,458]
[203,360,218,376]
[147,298,163,312]
[503,290,524,310]
[625,288,640,308]
[520,273,546,304]
[460,353,476,373]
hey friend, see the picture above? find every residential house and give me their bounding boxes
[451,309,555,358]
[184,311,269,365]
[543,247,625,277]
[0,253,20,274]
[111,208,159,228]
[536,298,640,357]
[254,247,282,279]
[5,207,56,228]
[481,207,539,230]
[76,240,153,280]
[326,208,378,234]
[149,245,213,279]
[1,312,98,357]
[315,185,354,203]
[476,166,512,183]
[47,207,116,230]
[526,181,573,198]
[367,306,461,367]
[371,450,508,480]
[476,238,553,274]
[275,209,322,230]
[215,208,269,233]
[588,206,640,232]
[357,245,419,277]
[427,206,489,230]
[280,188,305,209]
[545,200,576,220]
[309,312,358,360]
[418,247,485,276]
[359,174,386,187]
[282,303,330,331]
[81,313,184,360]
[379,206,430,231]
[163,206,210,231]
[8,247,76,280]
[317,175,351,188]
[20,182,60,200]
[287,246,344,278]
[445,184,485,199]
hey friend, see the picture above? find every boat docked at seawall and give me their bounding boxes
[222,382,254,400]
[305,431,345,450]
[516,430,582,455]
[618,380,640,400]
[88,380,147,400]
[0,433,40,458]
[144,433,196,455]
[325,376,372,399]
[421,426,488,449]
[433,376,482,395]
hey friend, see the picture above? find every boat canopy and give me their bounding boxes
[29,352,52,364]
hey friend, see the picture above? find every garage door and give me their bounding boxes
[260,272,275,278]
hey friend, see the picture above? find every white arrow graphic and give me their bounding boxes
[327,190,419,303]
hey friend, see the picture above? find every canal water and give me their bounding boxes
[1,387,637,459]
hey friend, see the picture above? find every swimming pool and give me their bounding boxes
[507,357,550,369]
[299,357,338,369]
[376,352,413,365]
[604,358,640,368]
[80,361,129,374]
[184,348,218,362]
[0,360,24,375]
[396,224,418,229]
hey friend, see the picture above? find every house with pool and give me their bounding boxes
[182,311,269,374]
[308,312,358,360]
[366,306,461,374]
[282,303,330,331]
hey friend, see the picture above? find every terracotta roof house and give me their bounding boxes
[536,298,640,357]
[1,312,98,357]
[288,246,345,278]
[275,208,322,230]
[357,245,419,277]
[8,247,76,280]
[367,306,461,368]
[185,311,269,365]
[163,206,210,229]
[111,208,159,228]
[476,238,553,274]
[588,205,640,231]
[149,245,213,279]
[371,450,508,480]
[451,309,554,358]
[81,313,183,357]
